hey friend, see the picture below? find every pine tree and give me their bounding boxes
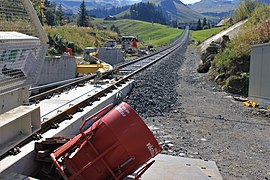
[197,19,202,30]
[77,0,89,27]
[172,19,178,28]
[202,17,207,29]
[56,3,65,26]
[44,0,57,26]
[207,20,211,29]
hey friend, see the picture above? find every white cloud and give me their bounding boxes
[181,0,201,4]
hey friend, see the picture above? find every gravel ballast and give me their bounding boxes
[126,42,270,180]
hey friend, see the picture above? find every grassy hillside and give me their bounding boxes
[44,19,182,55]
[44,26,118,55]
[93,19,183,46]
[210,4,270,95]
[191,27,224,43]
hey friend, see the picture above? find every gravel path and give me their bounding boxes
[126,42,270,180]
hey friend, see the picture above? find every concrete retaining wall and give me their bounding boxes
[35,55,76,86]
[98,48,124,65]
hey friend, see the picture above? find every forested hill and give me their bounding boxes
[121,2,167,25]
[88,6,129,18]
[142,0,205,22]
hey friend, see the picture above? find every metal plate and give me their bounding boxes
[133,154,222,180]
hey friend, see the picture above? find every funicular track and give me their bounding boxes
[0,28,189,160]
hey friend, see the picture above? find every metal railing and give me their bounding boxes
[0,0,48,94]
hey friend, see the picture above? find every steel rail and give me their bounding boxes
[29,74,97,102]
[29,30,185,102]
[117,28,188,76]
[115,30,185,70]
[125,30,188,78]
[0,29,189,160]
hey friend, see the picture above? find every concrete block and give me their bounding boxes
[0,87,30,114]
[98,48,124,65]
[0,105,40,157]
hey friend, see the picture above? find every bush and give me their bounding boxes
[224,74,249,96]
[233,0,260,22]
[47,47,58,57]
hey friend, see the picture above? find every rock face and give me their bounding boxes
[197,35,230,73]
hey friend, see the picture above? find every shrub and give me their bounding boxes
[233,0,260,22]
[224,73,249,96]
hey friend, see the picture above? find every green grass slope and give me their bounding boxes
[191,27,224,43]
[93,19,183,46]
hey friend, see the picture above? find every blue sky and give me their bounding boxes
[180,0,201,4]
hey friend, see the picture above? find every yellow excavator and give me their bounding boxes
[76,48,113,75]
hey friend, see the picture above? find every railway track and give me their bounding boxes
[29,28,188,103]
[0,28,189,160]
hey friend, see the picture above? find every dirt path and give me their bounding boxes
[179,46,269,179]
[126,39,269,179]
[143,46,270,180]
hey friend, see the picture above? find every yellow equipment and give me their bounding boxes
[76,54,113,75]
[76,62,112,75]
[91,50,99,57]
[242,100,259,108]
[76,48,112,76]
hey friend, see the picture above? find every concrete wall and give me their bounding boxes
[35,55,76,86]
[249,43,270,106]
[98,48,124,65]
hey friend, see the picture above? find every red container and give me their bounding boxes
[65,48,72,56]
[51,102,161,179]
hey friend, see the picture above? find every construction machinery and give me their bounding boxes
[76,47,113,75]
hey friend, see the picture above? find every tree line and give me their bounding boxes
[196,17,212,30]
[32,0,168,27]
[31,0,68,26]
[125,2,167,25]
[31,0,89,27]
[88,6,130,18]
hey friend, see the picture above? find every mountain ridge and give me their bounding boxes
[141,0,205,21]
[189,0,270,19]
[55,0,135,14]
